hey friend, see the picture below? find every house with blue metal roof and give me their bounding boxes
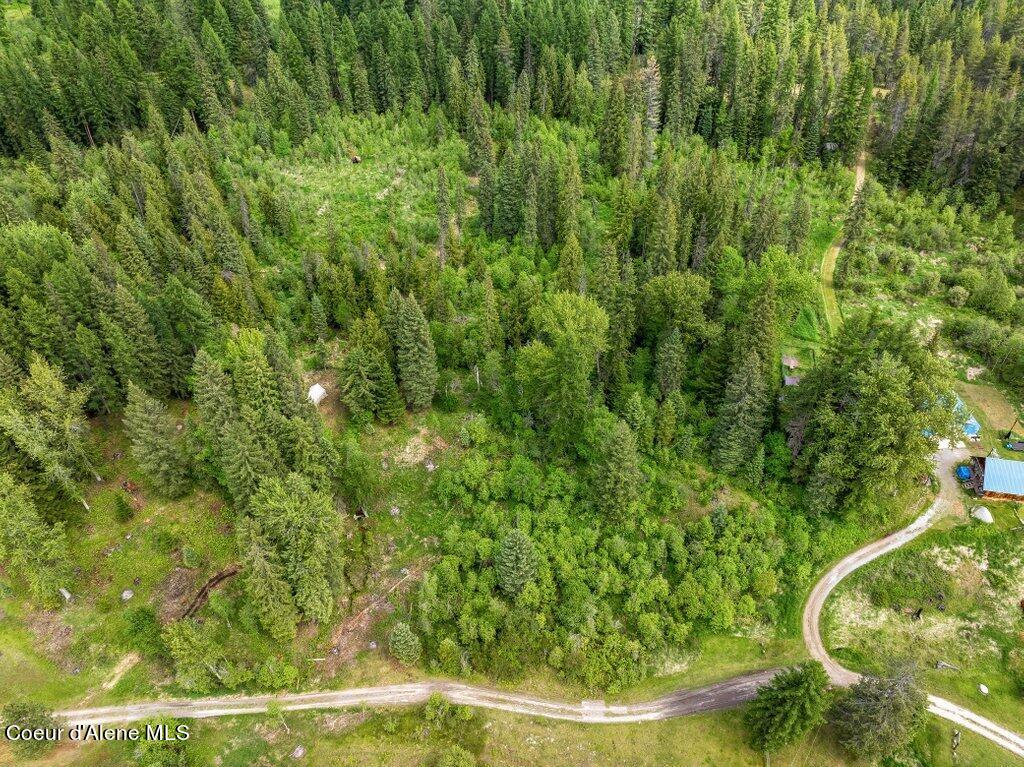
[974,454,1024,501]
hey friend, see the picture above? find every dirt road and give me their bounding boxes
[803,447,968,686]
[57,670,780,727]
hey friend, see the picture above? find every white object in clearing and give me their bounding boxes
[308,383,327,405]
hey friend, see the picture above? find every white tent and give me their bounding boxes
[308,383,327,405]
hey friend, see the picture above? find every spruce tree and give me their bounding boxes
[713,348,769,476]
[467,92,494,173]
[591,415,645,520]
[495,528,538,598]
[0,473,71,607]
[831,663,926,761]
[556,231,584,294]
[221,421,276,510]
[236,516,299,642]
[124,382,193,498]
[0,355,96,504]
[74,323,118,413]
[599,81,627,175]
[249,473,341,624]
[648,195,679,275]
[493,145,523,240]
[309,294,328,341]
[557,147,583,242]
[654,329,687,400]
[388,621,422,665]
[437,165,450,269]
[787,186,811,254]
[393,294,438,410]
[191,350,237,447]
[746,663,832,756]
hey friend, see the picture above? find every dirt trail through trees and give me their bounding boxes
[820,151,867,333]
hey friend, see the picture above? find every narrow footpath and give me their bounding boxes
[819,150,866,333]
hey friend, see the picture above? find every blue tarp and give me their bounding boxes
[955,396,981,437]
[956,465,972,481]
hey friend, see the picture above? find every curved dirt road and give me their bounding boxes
[804,446,1024,759]
[57,669,779,727]
[803,447,968,686]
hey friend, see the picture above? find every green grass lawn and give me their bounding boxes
[956,380,1021,458]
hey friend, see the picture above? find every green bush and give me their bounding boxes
[1,701,57,757]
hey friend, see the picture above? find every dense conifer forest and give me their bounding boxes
[0,0,1022,763]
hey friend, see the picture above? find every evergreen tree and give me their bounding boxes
[437,165,450,269]
[467,93,494,173]
[493,145,522,240]
[0,355,96,504]
[556,232,584,294]
[124,382,193,498]
[236,516,299,641]
[713,348,769,476]
[648,195,679,275]
[515,293,609,448]
[745,662,831,755]
[309,294,328,341]
[591,415,645,520]
[557,147,583,242]
[389,621,422,665]
[191,349,237,449]
[829,57,873,165]
[393,294,438,410]
[654,329,687,400]
[495,528,538,598]
[599,82,627,175]
[221,421,276,510]
[338,344,404,424]
[0,473,71,606]
[786,186,811,254]
[831,663,927,761]
[1,701,58,758]
[248,473,342,624]
[73,323,118,413]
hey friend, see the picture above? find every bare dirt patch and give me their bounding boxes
[317,711,372,733]
[27,611,77,671]
[303,367,341,424]
[319,561,427,677]
[390,427,449,468]
[156,567,198,622]
[102,652,140,690]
